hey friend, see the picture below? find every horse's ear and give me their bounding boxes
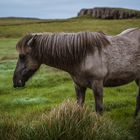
[27,34,37,47]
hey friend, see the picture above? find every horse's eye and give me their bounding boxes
[19,54,26,60]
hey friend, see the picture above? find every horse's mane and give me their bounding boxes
[16,32,110,66]
[118,28,139,36]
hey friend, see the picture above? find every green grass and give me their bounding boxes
[0,17,140,38]
[0,38,18,60]
[0,17,140,139]
[0,18,40,26]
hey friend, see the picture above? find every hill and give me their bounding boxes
[0,17,140,38]
[78,7,140,19]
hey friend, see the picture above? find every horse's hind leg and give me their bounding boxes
[135,79,140,116]
[75,84,86,106]
[91,80,103,114]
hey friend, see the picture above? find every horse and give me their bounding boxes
[13,28,140,116]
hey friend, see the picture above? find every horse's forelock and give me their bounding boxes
[16,34,33,54]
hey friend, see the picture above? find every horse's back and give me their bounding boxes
[104,31,140,87]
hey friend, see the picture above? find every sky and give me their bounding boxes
[0,0,140,19]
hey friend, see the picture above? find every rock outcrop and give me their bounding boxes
[78,7,140,19]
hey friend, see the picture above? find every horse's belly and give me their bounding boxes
[104,73,136,87]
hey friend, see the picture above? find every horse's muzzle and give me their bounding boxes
[13,80,25,88]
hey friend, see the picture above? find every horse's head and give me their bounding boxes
[13,34,41,88]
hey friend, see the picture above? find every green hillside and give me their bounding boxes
[0,17,140,38]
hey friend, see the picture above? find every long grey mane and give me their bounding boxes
[16,32,110,66]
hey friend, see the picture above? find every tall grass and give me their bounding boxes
[131,115,140,140]
[0,100,133,140]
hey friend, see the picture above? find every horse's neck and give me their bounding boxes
[41,53,78,74]
[43,60,75,74]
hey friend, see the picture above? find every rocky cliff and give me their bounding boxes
[78,7,140,19]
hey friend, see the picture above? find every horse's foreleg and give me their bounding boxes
[135,79,140,116]
[75,84,86,106]
[91,80,103,114]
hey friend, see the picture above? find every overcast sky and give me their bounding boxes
[0,0,140,19]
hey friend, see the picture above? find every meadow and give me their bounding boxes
[0,17,140,140]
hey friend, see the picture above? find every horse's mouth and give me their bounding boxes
[13,80,25,88]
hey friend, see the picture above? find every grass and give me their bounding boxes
[0,17,140,139]
[0,100,133,140]
[0,38,18,60]
[0,17,140,38]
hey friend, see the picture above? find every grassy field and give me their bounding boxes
[0,17,140,140]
